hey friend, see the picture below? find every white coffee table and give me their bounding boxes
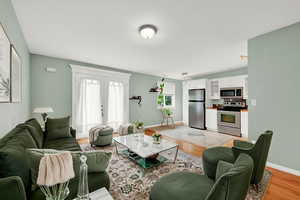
[113,134,179,169]
[89,187,113,200]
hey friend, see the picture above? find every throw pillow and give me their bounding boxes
[215,160,233,180]
[27,149,112,190]
[45,117,72,140]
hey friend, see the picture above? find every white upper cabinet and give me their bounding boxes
[219,76,244,88]
[217,75,248,99]
[187,79,207,89]
[207,79,220,99]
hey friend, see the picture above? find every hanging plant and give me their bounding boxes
[157,93,164,106]
[157,78,165,106]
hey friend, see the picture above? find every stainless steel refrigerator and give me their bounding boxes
[188,89,206,129]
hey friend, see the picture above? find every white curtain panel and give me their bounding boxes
[77,79,102,134]
[107,81,124,130]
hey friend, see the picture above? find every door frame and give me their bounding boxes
[70,64,131,129]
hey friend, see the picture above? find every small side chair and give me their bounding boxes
[161,108,175,128]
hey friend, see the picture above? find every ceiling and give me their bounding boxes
[12,0,300,79]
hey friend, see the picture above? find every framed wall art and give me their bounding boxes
[0,23,11,103]
[11,45,22,102]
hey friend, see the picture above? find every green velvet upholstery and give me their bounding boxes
[0,127,38,196]
[202,131,273,185]
[44,137,81,151]
[90,127,113,146]
[24,118,45,148]
[151,172,214,200]
[202,146,235,179]
[45,116,73,140]
[0,118,111,200]
[150,154,253,200]
[232,130,273,184]
[215,160,233,180]
[0,176,27,200]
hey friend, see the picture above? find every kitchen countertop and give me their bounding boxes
[206,107,217,110]
[206,107,248,112]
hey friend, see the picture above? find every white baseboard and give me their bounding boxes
[267,162,300,176]
[144,121,183,128]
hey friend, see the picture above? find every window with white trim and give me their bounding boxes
[157,82,176,108]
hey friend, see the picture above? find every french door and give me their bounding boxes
[71,65,130,138]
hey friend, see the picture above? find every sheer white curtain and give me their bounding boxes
[76,79,102,135]
[107,81,124,130]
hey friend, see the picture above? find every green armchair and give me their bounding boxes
[0,176,26,200]
[232,130,273,185]
[150,153,254,200]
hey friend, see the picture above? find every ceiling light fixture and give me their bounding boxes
[139,24,157,39]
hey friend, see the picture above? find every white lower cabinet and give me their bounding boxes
[206,109,218,131]
[241,111,248,138]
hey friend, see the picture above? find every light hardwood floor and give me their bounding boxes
[79,124,300,199]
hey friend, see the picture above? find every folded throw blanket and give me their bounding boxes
[37,152,74,186]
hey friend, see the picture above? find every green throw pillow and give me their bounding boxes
[27,149,112,190]
[216,160,233,180]
[46,117,72,140]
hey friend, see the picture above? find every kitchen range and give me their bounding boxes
[217,88,247,137]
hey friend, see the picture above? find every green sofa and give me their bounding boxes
[0,118,110,200]
[150,153,254,200]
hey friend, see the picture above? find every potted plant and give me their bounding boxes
[152,132,162,144]
[133,120,144,131]
[163,108,173,116]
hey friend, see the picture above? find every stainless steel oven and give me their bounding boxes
[220,87,243,99]
[217,110,241,136]
[218,111,241,128]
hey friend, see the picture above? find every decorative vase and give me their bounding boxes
[77,155,89,200]
[40,184,70,200]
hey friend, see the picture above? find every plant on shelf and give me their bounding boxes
[152,132,162,144]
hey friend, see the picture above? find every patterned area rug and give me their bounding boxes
[81,144,271,200]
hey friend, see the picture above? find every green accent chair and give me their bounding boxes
[0,118,110,200]
[203,130,273,185]
[232,130,273,185]
[203,146,235,180]
[150,153,254,200]
[0,176,26,200]
[89,127,114,146]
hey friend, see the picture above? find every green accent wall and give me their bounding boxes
[0,0,31,137]
[31,54,182,126]
[248,22,300,170]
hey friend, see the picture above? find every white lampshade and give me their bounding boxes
[33,107,54,114]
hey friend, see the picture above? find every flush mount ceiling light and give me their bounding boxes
[139,24,157,39]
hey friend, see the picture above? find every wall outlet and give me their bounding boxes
[251,99,257,106]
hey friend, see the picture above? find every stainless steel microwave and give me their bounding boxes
[220,87,243,99]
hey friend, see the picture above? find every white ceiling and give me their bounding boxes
[12,0,300,79]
